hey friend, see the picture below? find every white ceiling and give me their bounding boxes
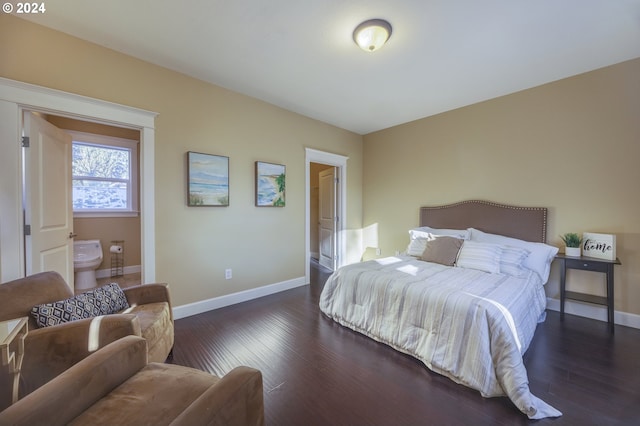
[19,0,640,134]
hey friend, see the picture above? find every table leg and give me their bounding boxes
[560,259,566,321]
[607,264,615,333]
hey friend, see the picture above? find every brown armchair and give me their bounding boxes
[0,271,174,401]
[0,335,265,425]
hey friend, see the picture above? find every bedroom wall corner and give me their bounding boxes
[362,57,640,320]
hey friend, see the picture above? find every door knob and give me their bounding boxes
[69,232,77,239]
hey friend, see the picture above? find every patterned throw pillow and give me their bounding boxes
[31,283,129,328]
[89,282,130,315]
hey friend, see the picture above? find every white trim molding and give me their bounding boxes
[547,297,640,330]
[173,276,307,320]
[0,77,156,128]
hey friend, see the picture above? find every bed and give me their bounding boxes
[319,200,562,419]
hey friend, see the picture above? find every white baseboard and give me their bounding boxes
[96,265,141,279]
[173,276,308,320]
[546,297,640,330]
[310,251,319,260]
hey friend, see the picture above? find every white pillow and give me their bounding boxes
[499,246,530,277]
[413,226,469,239]
[409,229,432,241]
[407,237,430,257]
[407,227,468,257]
[468,228,558,283]
[456,241,503,274]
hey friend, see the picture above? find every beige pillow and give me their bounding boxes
[420,236,463,266]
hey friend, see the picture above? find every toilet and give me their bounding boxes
[73,240,103,290]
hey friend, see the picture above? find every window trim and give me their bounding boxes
[67,130,139,218]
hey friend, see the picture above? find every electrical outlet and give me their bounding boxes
[376,248,381,256]
[225,269,232,279]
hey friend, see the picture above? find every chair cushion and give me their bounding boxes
[31,283,129,328]
[120,302,173,362]
[68,363,220,425]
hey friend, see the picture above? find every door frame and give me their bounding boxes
[0,77,157,283]
[305,148,348,283]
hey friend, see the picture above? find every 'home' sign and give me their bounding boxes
[582,232,616,261]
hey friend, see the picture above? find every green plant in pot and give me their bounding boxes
[560,232,582,257]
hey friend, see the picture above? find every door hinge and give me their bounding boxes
[21,136,30,148]
[24,224,31,236]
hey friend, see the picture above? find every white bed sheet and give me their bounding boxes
[319,256,561,419]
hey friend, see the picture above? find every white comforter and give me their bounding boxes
[319,256,561,419]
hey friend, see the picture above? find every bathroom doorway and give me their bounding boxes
[0,78,156,285]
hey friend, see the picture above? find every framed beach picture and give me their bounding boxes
[187,151,229,206]
[255,161,285,207]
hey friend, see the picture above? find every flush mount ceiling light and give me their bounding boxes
[353,19,392,52]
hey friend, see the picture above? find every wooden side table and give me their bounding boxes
[557,254,621,333]
[0,317,28,410]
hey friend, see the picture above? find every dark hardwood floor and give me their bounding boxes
[172,261,640,425]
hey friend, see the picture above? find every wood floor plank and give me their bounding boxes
[172,261,640,425]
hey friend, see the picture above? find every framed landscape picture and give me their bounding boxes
[187,151,229,206]
[255,161,285,207]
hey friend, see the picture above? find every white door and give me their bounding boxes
[318,167,337,270]
[23,112,74,288]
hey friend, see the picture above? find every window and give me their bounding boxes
[69,131,139,217]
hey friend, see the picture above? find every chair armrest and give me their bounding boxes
[0,336,148,426]
[123,282,171,305]
[123,283,173,321]
[20,314,141,397]
[170,366,265,426]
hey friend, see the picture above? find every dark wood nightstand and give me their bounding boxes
[556,254,621,333]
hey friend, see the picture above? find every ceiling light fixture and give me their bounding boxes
[353,19,392,52]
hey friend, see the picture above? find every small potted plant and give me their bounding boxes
[560,233,582,257]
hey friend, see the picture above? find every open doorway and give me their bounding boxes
[21,111,142,291]
[53,115,142,290]
[0,78,156,284]
[310,162,336,268]
[305,148,348,283]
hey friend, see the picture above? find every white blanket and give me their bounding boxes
[319,256,561,419]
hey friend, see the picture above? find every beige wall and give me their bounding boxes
[0,15,363,306]
[363,58,640,316]
[47,116,140,141]
[73,217,141,271]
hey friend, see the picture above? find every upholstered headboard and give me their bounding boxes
[419,200,548,243]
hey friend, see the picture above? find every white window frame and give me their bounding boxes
[68,130,139,218]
